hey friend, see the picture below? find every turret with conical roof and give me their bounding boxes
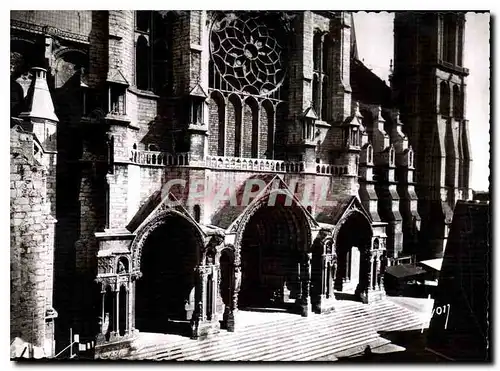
[20,67,58,153]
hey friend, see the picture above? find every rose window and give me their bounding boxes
[210,13,286,96]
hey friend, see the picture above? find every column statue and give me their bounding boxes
[300,252,312,316]
[190,301,202,339]
[356,247,372,297]
[375,253,381,290]
[227,265,241,332]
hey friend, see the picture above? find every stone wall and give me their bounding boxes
[159,166,358,227]
[10,127,55,357]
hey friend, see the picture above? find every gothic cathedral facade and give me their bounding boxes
[10,11,471,357]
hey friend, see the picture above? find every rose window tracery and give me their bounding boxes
[210,12,286,96]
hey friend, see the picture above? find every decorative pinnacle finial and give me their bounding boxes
[354,101,361,116]
[389,59,393,73]
[395,109,401,123]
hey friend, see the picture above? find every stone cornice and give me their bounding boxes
[11,19,89,44]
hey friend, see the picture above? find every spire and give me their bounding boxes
[20,67,59,123]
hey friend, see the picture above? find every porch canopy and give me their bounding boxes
[385,264,427,281]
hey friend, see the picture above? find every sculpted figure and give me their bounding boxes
[117,260,127,274]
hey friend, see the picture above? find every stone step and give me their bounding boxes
[124,299,428,361]
[130,300,395,357]
[257,331,381,361]
[135,304,389,360]
[150,310,400,360]
[221,319,380,361]
[241,310,391,361]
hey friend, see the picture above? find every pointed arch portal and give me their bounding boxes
[231,189,315,317]
[134,212,202,335]
[334,211,373,299]
[239,202,308,309]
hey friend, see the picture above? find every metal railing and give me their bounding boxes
[54,328,80,359]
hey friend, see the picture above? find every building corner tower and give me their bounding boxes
[392,12,472,259]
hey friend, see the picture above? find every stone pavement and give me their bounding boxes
[114,297,433,361]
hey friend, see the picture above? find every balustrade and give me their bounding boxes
[315,164,349,176]
[128,149,315,174]
[129,149,190,167]
[205,155,305,173]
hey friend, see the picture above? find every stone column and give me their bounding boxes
[369,254,375,292]
[201,269,208,322]
[131,280,136,332]
[100,291,106,334]
[227,265,241,332]
[296,260,303,302]
[115,287,120,336]
[300,252,312,317]
[232,266,241,306]
[209,271,216,321]
[356,247,372,302]
[213,268,219,320]
[124,286,129,335]
[190,267,204,338]
[127,281,133,335]
[322,255,328,297]
[331,253,338,294]
[379,252,386,291]
[375,253,381,291]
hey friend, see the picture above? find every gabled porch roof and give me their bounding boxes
[211,174,319,233]
[126,190,206,238]
[316,195,373,226]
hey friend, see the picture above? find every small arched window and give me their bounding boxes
[452,85,462,118]
[323,35,332,74]
[440,81,450,117]
[153,39,168,94]
[312,74,320,112]
[367,145,373,164]
[321,76,328,120]
[313,32,322,71]
[136,35,150,90]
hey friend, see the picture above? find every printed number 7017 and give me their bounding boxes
[421,304,451,333]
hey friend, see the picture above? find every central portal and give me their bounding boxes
[135,214,200,336]
[239,201,306,311]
